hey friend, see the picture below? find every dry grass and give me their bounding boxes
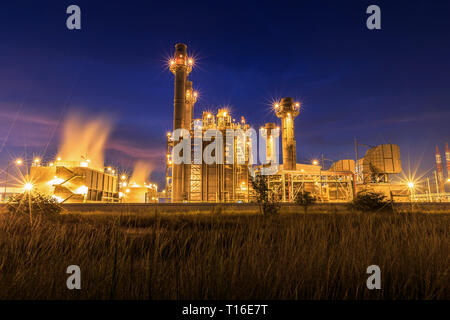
[0,209,448,300]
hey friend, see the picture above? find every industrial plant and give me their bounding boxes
[1,43,449,204]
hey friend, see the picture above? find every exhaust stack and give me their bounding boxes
[275,97,300,171]
[435,145,445,194]
[446,142,450,184]
[169,43,193,202]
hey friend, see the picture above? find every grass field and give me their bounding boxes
[0,209,448,299]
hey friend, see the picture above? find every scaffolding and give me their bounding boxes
[266,169,355,202]
[165,109,252,202]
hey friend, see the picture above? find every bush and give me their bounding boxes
[212,204,223,215]
[250,175,279,216]
[295,191,316,213]
[7,192,62,219]
[349,191,393,213]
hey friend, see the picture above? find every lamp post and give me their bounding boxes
[3,158,22,202]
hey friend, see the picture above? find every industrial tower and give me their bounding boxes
[435,145,445,194]
[263,122,277,163]
[275,97,300,171]
[169,43,195,202]
[446,142,450,184]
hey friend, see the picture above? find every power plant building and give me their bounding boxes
[30,160,119,203]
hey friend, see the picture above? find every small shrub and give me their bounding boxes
[212,204,223,215]
[295,191,316,213]
[250,175,279,216]
[7,192,62,219]
[261,202,280,216]
[349,191,393,213]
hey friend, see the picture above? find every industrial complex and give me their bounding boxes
[1,43,449,204]
[163,43,444,203]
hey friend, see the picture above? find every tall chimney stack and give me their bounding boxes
[185,80,197,131]
[446,142,450,185]
[275,97,300,171]
[169,43,193,202]
[264,123,277,163]
[435,145,445,194]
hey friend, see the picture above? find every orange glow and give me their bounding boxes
[130,161,153,187]
[58,113,112,170]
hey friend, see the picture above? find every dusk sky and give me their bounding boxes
[1,0,449,186]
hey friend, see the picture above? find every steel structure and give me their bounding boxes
[266,168,354,203]
[30,160,119,203]
[166,108,252,202]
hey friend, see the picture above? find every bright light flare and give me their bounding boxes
[23,183,33,192]
[407,182,415,189]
